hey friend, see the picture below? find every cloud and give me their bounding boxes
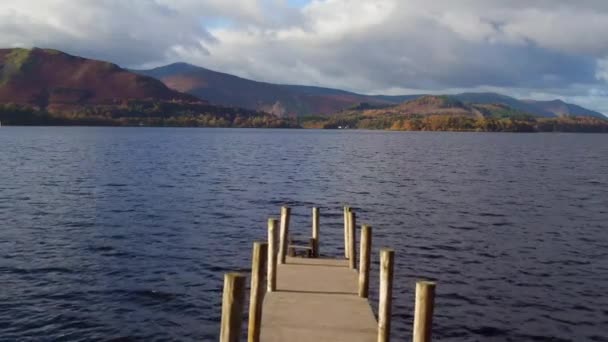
[1,0,608,114]
[596,58,608,82]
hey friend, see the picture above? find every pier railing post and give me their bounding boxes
[348,211,357,269]
[267,218,278,292]
[278,206,291,264]
[358,225,372,298]
[343,206,350,258]
[308,238,315,258]
[248,242,268,342]
[312,207,320,257]
[378,248,395,342]
[219,273,246,342]
[413,281,436,342]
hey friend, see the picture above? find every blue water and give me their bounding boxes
[0,127,607,341]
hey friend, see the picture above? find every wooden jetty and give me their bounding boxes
[219,206,437,342]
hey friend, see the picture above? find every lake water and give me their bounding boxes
[0,127,607,341]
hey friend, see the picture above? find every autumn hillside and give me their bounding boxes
[0,48,200,111]
[299,96,608,132]
[354,96,482,117]
[0,48,295,127]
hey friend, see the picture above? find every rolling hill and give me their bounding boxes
[523,99,603,118]
[135,63,406,117]
[448,93,606,119]
[299,95,608,132]
[332,95,534,119]
[137,63,606,119]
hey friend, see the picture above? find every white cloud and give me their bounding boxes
[596,58,608,82]
[1,0,608,114]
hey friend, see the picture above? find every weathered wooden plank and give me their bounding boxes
[288,244,313,250]
[260,257,377,342]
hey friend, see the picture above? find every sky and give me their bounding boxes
[2,0,608,114]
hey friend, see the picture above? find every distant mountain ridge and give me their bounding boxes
[523,99,602,118]
[448,93,605,119]
[0,48,604,126]
[135,62,398,117]
[136,63,606,119]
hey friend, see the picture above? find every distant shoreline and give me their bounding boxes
[2,103,607,133]
[2,123,608,133]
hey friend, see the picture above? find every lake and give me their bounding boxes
[0,127,607,341]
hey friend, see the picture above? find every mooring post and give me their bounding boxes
[378,248,395,342]
[343,206,350,258]
[278,206,291,264]
[358,225,372,298]
[312,207,320,257]
[267,218,278,292]
[413,281,436,342]
[308,238,315,258]
[348,211,357,269]
[248,242,268,342]
[219,273,246,342]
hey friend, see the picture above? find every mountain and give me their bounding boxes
[0,48,199,111]
[135,63,400,117]
[450,93,606,119]
[0,48,295,127]
[448,93,555,117]
[1,49,603,126]
[137,63,606,119]
[523,99,605,118]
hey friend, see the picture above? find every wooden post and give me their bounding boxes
[343,206,350,258]
[348,211,357,269]
[278,206,291,264]
[378,248,394,342]
[312,207,320,257]
[358,225,372,298]
[308,237,315,258]
[413,281,436,342]
[219,273,246,342]
[267,218,278,292]
[248,242,268,342]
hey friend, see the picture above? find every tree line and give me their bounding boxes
[0,102,298,128]
[2,102,607,132]
[299,113,608,132]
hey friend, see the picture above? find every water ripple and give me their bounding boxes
[0,127,607,341]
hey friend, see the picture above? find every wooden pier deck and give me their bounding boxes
[260,257,377,342]
[218,206,437,342]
